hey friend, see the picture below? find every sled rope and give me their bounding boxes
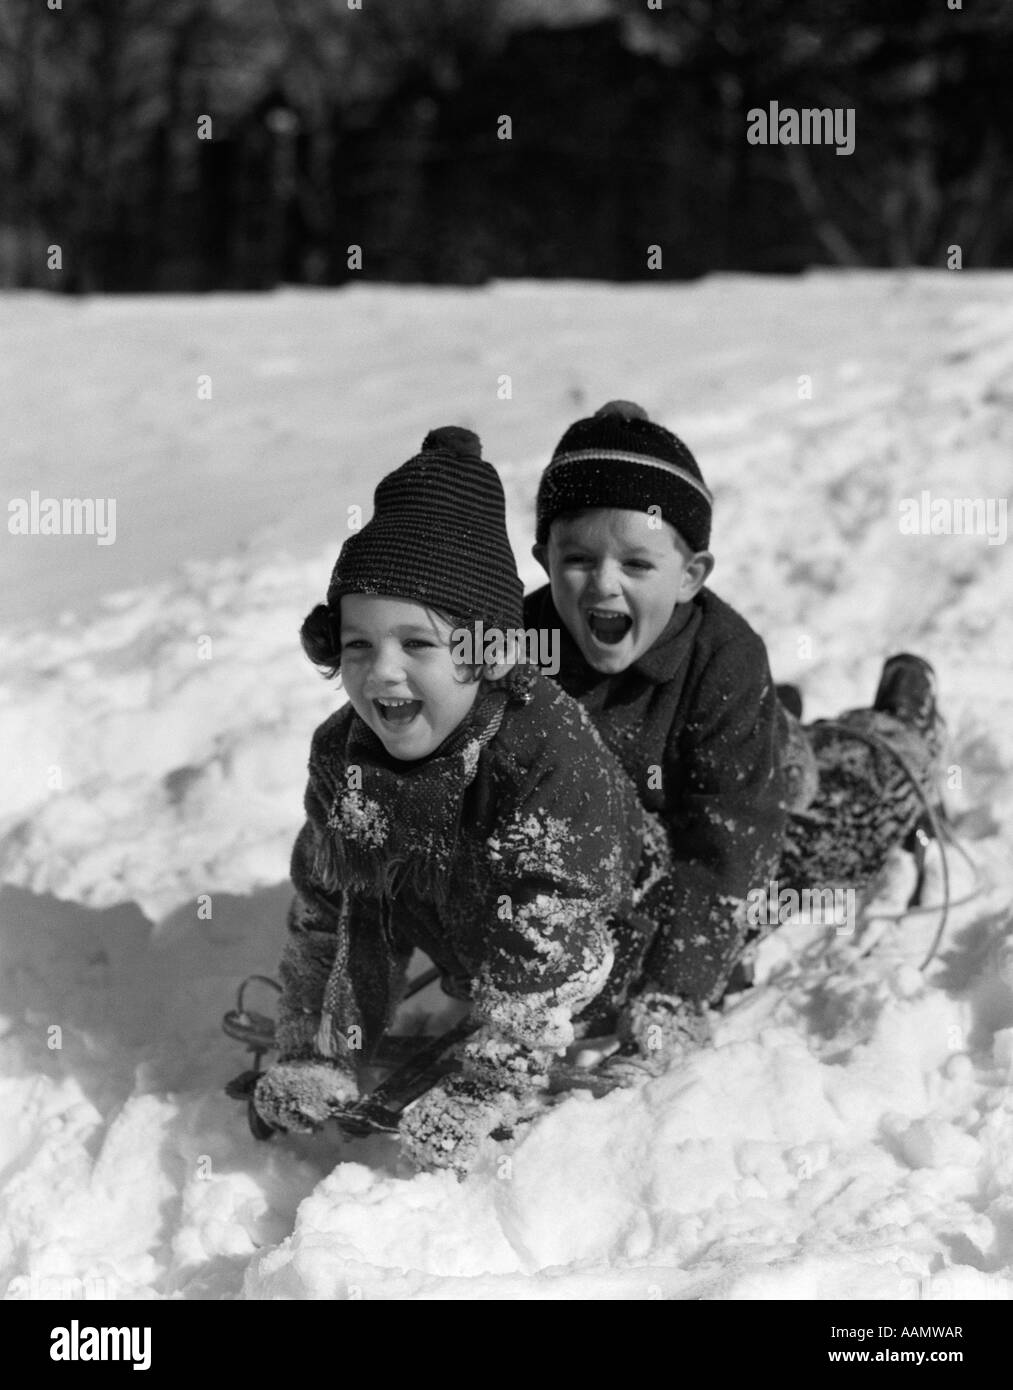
[818,721,982,971]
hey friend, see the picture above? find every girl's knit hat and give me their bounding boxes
[327,426,525,632]
[535,400,713,552]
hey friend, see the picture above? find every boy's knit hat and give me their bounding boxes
[327,426,524,632]
[535,400,713,551]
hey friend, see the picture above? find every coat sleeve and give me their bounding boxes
[462,717,641,1093]
[643,635,786,1003]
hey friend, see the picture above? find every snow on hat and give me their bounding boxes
[327,426,525,633]
[535,400,713,551]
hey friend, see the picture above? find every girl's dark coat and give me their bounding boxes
[275,669,665,1080]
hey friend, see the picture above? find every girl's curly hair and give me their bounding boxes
[299,600,516,689]
[300,604,343,679]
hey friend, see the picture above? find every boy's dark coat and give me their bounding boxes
[524,583,786,1002]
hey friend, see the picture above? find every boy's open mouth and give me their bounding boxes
[374,697,423,725]
[585,609,633,645]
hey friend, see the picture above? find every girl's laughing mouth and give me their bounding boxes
[374,697,423,725]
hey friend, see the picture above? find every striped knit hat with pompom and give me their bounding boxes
[535,400,713,552]
[327,426,524,632]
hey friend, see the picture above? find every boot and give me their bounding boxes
[873,653,937,735]
[873,653,945,905]
[776,683,804,720]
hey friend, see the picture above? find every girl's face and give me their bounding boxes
[339,594,482,760]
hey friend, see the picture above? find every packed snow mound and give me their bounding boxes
[2,273,1013,1300]
[243,912,1013,1300]
[0,555,338,921]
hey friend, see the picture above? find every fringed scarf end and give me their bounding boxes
[315,1012,339,1059]
[312,832,344,894]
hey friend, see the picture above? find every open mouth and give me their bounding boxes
[374,697,423,726]
[585,609,633,646]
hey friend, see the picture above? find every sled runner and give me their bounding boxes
[222,968,443,1059]
[223,966,444,1139]
[223,972,631,1142]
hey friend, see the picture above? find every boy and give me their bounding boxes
[526,401,945,1074]
[524,400,790,1068]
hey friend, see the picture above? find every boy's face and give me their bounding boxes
[339,594,482,759]
[534,509,714,675]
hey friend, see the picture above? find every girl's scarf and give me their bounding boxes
[312,687,509,1059]
[313,687,508,905]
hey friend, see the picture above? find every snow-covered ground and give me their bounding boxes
[2,273,1012,1300]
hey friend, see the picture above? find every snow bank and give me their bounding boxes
[2,274,1013,1299]
[242,954,1013,1300]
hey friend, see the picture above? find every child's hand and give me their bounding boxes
[399,1075,523,1177]
[615,989,711,1072]
[253,1059,358,1134]
[594,991,710,1087]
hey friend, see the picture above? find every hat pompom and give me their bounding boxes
[595,400,649,422]
[422,426,482,459]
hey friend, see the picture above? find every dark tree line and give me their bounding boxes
[1,0,1011,291]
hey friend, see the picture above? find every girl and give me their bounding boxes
[252,426,670,1175]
